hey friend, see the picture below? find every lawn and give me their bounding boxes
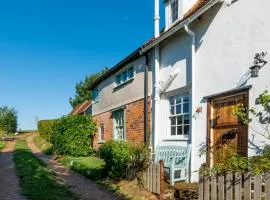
[34,134,53,155]
[61,156,106,182]
[0,141,5,151]
[13,139,78,200]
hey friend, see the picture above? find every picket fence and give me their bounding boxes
[199,172,270,200]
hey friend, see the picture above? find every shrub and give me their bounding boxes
[100,140,135,179]
[53,115,97,157]
[38,119,58,143]
[0,106,17,134]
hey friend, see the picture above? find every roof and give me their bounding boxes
[69,100,92,115]
[88,0,217,90]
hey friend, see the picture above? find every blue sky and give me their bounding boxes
[0,0,165,130]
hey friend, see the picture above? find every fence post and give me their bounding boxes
[254,175,262,200]
[199,173,204,200]
[218,174,225,200]
[159,160,164,200]
[243,172,251,200]
[226,172,233,200]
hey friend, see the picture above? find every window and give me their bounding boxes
[113,109,125,140]
[99,124,105,142]
[169,93,190,137]
[170,0,179,24]
[92,89,99,102]
[115,66,134,87]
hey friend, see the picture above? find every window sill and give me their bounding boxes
[98,140,105,144]
[114,78,134,90]
[163,137,190,141]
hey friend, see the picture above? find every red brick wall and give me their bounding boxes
[93,97,151,150]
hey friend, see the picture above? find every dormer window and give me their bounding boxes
[170,0,179,24]
[165,0,183,30]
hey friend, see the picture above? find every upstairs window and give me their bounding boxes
[170,0,179,24]
[115,66,134,87]
[92,89,99,102]
[169,93,190,137]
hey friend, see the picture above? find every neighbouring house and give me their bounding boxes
[89,51,152,149]
[69,100,92,116]
[89,0,270,183]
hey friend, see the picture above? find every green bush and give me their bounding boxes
[53,115,97,157]
[0,106,17,134]
[38,119,58,143]
[100,140,135,179]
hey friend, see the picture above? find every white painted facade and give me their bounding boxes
[152,0,270,182]
[92,55,152,116]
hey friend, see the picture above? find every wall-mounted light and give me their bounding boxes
[250,52,268,78]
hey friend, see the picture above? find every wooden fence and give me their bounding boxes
[199,172,270,200]
[126,160,164,199]
[142,160,164,196]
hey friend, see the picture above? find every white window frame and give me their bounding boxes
[98,124,105,143]
[166,92,191,140]
[114,65,135,88]
[113,109,126,141]
[165,0,183,29]
[170,0,179,24]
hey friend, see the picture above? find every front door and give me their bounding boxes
[208,91,248,166]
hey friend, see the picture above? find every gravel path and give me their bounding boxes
[26,134,119,200]
[0,141,26,200]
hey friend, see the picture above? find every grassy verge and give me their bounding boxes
[61,156,157,200]
[34,134,53,155]
[13,139,78,200]
[0,141,6,151]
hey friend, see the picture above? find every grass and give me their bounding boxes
[61,156,106,182]
[0,141,6,151]
[13,139,78,200]
[34,134,53,155]
[61,156,157,200]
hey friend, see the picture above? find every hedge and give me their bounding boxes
[100,141,150,180]
[38,119,58,143]
[53,115,97,157]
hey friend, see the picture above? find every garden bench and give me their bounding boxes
[154,145,191,186]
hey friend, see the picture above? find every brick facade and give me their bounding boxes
[93,97,151,150]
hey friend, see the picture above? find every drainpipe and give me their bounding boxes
[144,55,149,145]
[152,0,160,153]
[184,23,195,182]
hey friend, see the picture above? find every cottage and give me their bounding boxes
[89,0,270,183]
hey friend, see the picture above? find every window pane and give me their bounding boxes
[184,114,190,125]
[177,116,183,125]
[176,104,182,114]
[183,96,189,102]
[169,97,175,106]
[122,71,127,82]
[176,95,181,104]
[170,106,175,115]
[116,75,121,85]
[184,125,189,135]
[183,103,189,113]
[127,67,134,79]
[170,117,176,125]
[171,126,176,136]
[177,125,183,135]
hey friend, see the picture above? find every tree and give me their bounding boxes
[0,106,18,135]
[69,67,108,108]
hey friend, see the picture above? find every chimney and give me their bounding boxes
[154,0,160,38]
